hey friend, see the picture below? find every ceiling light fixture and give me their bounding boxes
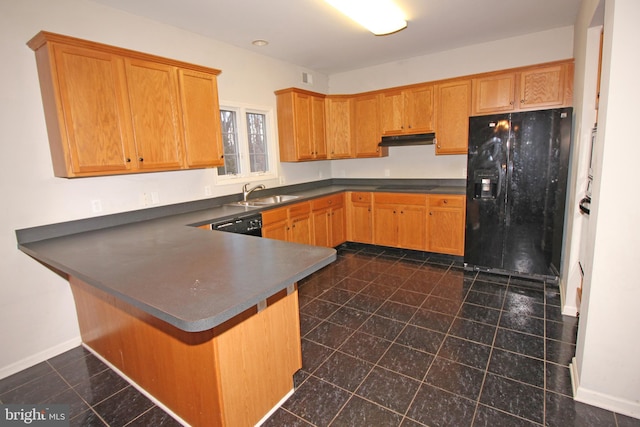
[252,39,269,47]
[324,0,407,36]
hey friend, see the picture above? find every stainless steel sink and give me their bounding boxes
[227,194,299,207]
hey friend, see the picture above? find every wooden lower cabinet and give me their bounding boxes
[427,195,466,256]
[69,277,301,427]
[347,192,373,244]
[373,193,427,251]
[311,194,346,247]
[262,202,312,245]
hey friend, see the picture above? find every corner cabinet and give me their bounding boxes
[275,88,327,161]
[353,94,387,158]
[27,31,224,178]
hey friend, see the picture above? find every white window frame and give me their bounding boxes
[215,101,278,183]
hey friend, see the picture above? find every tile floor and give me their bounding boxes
[1,243,638,427]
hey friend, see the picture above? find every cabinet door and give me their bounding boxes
[428,196,466,255]
[326,97,353,159]
[312,208,331,247]
[353,94,384,158]
[262,219,288,241]
[311,96,328,159]
[472,73,516,115]
[289,215,312,244]
[379,90,405,135]
[405,85,435,133]
[348,193,373,244]
[397,205,427,250]
[178,69,224,168]
[373,204,398,247]
[436,79,471,155]
[292,93,314,160]
[519,65,565,110]
[125,59,184,170]
[329,205,346,247]
[51,43,134,176]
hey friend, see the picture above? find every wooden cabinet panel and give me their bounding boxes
[373,193,427,250]
[353,94,386,158]
[347,192,373,244]
[290,214,312,245]
[472,73,516,115]
[373,203,398,247]
[178,69,224,168]
[262,202,312,244]
[125,59,184,171]
[427,195,465,256]
[29,31,223,177]
[311,96,328,159]
[311,194,345,247]
[326,96,353,159]
[330,205,346,247]
[380,85,434,136]
[276,88,327,162]
[397,205,427,250]
[379,89,405,135]
[435,79,471,155]
[519,64,566,109]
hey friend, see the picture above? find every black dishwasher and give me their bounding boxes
[210,214,262,236]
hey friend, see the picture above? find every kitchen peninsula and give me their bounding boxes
[17,205,337,427]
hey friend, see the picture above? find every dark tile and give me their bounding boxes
[401,275,438,294]
[300,313,322,337]
[545,391,617,427]
[356,367,420,413]
[317,288,355,305]
[545,304,564,322]
[334,276,370,293]
[430,280,469,302]
[126,406,183,426]
[327,306,370,330]
[499,311,544,336]
[263,408,313,427]
[449,318,497,346]
[488,348,544,387]
[345,293,386,314]
[388,289,428,307]
[283,376,350,427]
[70,409,108,427]
[457,303,501,325]
[42,387,90,420]
[396,325,445,354]
[506,285,545,303]
[494,328,544,359]
[410,307,454,333]
[298,279,330,299]
[503,293,545,319]
[616,413,640,427]
[331,395,403,427]
[546,362,573,396]
[406,383,476,427]
[385,263,418,279]
[54,353,109,386]
[0,371,69,404]
[93,386,154,427]
[0,362,54,395]
[480,373,544,424]
[470,280,508,296]
[339,331,391,363]
[362,282,397,299]
[437,336,491,370]
[300,339,334,373]
[314,351,373,392]
[377,343,434,381]
[423,295,462,316]
[424,357,485,400]
[546,317,579,344]
[465,290,505,309]
[372,273,408,289]
[546,339,576,366]
[300,298,341,320]
[358,314,406,341]
[509,276,545,290]
[72,368,130,406]
[399,417,425,427]
[349,266,380,281]
[477,272,510,284]
[47,347,92,370]
[473,404,541,427]
[304,321,354,349]
[546,289,562,306]
[375,300,418,322]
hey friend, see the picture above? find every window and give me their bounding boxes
[216,104,275,181]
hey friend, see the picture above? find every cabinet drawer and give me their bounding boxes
[375,193,427,206]
[262,207,288,224]
[288,201,311,218]
[429,195,465,208]
[312,194,344,210]
[350,192,371,204]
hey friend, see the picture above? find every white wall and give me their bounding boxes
[0,0,332,377]
[327,27,575,180]
[572,0,640,417]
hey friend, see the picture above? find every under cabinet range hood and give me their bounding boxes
[378,132,436,147]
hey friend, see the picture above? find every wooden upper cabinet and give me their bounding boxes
[178,69,224,168]
[353,93,386,158]
[380,84,435,135]
[124,59,183,171]
[472,60,573,115]
[275,88,326,162]
[325,96,353,159]
[435,79,471,155]
[27,31,223,177]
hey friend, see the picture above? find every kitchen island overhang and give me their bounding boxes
[17,216,336,426]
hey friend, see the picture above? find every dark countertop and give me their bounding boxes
[16,179,464,333]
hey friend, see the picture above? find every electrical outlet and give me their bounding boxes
[204,185,212,196]
[384,169,390,177]
[151,191,159,204]
[91,199,102,213]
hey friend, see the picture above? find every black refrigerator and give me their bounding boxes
[464,108,572,278]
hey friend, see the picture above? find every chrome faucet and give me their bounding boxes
[242,183,265,202]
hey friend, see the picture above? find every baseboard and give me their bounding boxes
[0,337,81,380]
[559,276,579,317]
[570,357,640,419]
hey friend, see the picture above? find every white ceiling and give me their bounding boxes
[90,0,582,74]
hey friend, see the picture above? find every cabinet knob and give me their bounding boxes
[444,199,448,204]
[221,155,224,159]
[521,99,526,104]
[139,157,144,162]
[430,212,433,215]
[126,158,131,163]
